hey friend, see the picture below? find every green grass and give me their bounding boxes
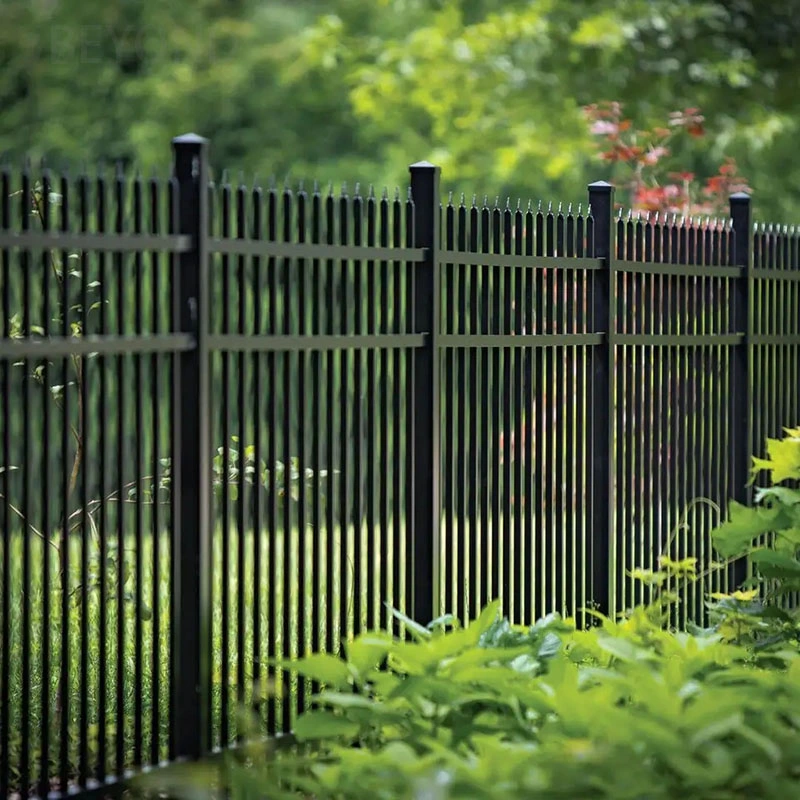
[2,499,727,793]
[2,520,408,792]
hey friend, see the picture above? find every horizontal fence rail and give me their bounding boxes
[1,137,800,800]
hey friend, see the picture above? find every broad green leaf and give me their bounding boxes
[293,711,361,742]
[347,632,392,677]
[749,548,800,578]
[689,711,744,748]
[712,500,790,558]
[738,725,782,763]
[469,600,502,638]
[751,435,800,483]
[274,653,353,688]
[754,485,800,506]
[595,632,653,663]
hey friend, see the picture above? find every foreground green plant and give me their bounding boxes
[147,430,800,800]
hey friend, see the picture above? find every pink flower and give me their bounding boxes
[591,120,619,136]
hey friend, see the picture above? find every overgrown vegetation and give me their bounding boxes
[156,429,800,799]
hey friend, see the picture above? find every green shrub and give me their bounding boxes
[153,430,800,800]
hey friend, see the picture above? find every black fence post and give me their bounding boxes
[409,161,441,625]
[729,191,752,589]
[171,133,211,760]
[587,181,615,621]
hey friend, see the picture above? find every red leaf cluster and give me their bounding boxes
[583,102,751,217]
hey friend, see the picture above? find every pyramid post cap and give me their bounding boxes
[729,191,751,202]
[588,180,614,191]
[172,133,209,146]
[409,160,439,169]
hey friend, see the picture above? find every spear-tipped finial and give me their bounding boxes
[537,199,542,211]
[368,184,375,199]
[393,187,400,200]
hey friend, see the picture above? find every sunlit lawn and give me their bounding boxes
[2,521,408,791]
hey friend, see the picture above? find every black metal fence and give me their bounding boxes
[1,134,798,798]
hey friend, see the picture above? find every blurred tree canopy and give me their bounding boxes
[2,0,799,220]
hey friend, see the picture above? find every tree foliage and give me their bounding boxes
[1,0,799,218]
